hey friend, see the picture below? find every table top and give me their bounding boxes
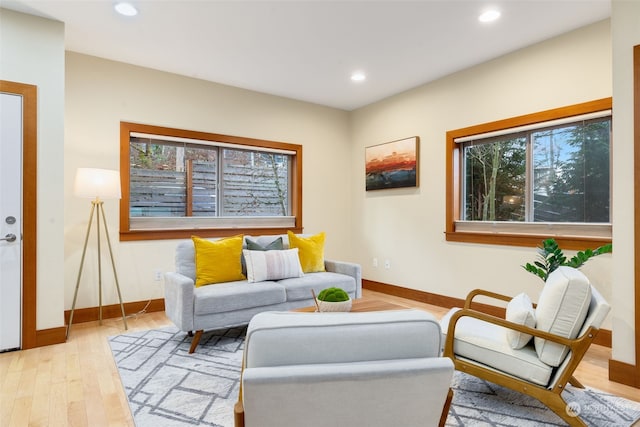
[294,296,409,313]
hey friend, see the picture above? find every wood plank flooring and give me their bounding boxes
[0,289,638,426]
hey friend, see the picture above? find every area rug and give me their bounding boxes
[109,326,640,427]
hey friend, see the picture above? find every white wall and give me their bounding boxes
[5,6,635,365]
[350,21,614,322]
[0,9,65,330]
[611,0,640,365]
[64,52,352,309]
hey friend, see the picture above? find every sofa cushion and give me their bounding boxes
[242,237,285,276]
[440,308,553,387]
[192,235,246,287]
[243,248,303,283]
[535,266,591,367]
[246,236,284,251]
[194,280,287,315]
[278,271,356,302]
[505,293,536,349]
[288,231,326,273]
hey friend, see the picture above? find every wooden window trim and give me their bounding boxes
[119,122,303,241]
[445,98,613,250]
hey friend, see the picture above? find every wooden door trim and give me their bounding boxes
[608,44,640,388]
[0,80,37,350]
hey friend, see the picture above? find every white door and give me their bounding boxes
[0,92,22,352]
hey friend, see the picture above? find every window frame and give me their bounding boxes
[445,98,612,250]
[119,122,303,241]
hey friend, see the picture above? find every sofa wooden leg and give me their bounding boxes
[189,330,203,354]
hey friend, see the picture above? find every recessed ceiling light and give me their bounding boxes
[478,9,501,23]
[351,72,366,82]
[115,2,138,17]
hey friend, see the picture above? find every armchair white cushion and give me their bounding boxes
[534,266,591,366]
[505,292,536,349]
[237,309,454,427]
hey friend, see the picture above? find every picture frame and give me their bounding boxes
[365,136,419,191]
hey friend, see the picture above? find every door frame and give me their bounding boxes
[0,80,37,350]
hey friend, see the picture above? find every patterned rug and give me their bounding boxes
[108,326,640,427]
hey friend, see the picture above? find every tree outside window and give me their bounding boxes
[462,118,610,224]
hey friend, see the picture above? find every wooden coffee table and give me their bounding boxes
[295,296,409,313]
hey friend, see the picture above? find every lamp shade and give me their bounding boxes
[74,168,121,200]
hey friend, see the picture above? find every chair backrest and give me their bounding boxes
[534,266,593,366]
[578,284,611,333]
[547,283,610,389]
[244,309,442,369]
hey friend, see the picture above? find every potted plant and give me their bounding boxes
[314,287,352,312]
[523,238,612,282]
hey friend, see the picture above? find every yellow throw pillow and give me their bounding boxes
[192,235,245,287]
[287,231,326,273]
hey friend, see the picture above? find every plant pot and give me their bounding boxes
[317,298,352,312]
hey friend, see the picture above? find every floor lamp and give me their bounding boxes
[67,168,128,338]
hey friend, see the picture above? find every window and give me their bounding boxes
[446,98,612,249]
[120,122,302,241]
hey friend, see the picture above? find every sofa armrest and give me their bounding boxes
[324,259,362,298]
[163,272,195,332]
[241,358,453,427]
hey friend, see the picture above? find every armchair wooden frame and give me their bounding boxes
[443,289,601,427]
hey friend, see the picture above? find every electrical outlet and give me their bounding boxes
[384,259,391,269]
[154,270,162,281]
[372,258,378,268]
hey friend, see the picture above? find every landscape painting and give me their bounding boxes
[365,136,419,191]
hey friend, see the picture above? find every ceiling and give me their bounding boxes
[1,0,611,111]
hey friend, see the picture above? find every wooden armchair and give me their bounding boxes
[442,267,610,427]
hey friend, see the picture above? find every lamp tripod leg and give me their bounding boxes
[67,202,96,339]
[99,203,128,330]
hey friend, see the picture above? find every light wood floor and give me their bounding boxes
[1,289,638,426]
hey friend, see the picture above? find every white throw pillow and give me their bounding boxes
[505,293,536,349]
[534,266,591,367]
[243,248,304,283]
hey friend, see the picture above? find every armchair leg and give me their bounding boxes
[568,376,585,389]
[439,388,454,427]
[189,330,203,354]
[545,392,587,427]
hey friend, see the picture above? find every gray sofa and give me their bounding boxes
[164,234,362,353]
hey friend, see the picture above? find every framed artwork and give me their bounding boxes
[365,136,419,191]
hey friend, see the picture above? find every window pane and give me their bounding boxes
[130,141,186,217]
[464,137,526,221]
[221,149,289,216]
[532,119,610,222]
[185,146,217,216]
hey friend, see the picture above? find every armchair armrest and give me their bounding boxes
[163,272,195,332]
[464,288,512,309]
[324,259,362,298]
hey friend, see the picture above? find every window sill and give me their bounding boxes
[446,221,612,250]
[120,226,303,242]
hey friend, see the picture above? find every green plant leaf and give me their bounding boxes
[523,238,611,283]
